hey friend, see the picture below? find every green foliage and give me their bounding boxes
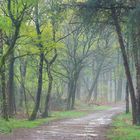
[108,113,140,140]
[0,17,12,32]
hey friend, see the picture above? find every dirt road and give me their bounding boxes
[0,105,124,140]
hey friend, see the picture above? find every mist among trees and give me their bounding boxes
[0,0,140,139]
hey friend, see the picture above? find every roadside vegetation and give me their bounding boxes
[108,113,140,140]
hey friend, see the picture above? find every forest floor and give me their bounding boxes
[0,105,124,140]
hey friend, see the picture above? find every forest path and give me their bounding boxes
[0,105,124,140]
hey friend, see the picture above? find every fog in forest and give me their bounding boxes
[0,0,140,140]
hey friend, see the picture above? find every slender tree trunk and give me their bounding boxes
[71,80,77,109]
[67,77,78,110]
[126,81,129,114]
[114,72,117,103]
[29,3,44,120]
[19,58,29,117]
[111,8,137,124]
[135,63,140,124]
[0,29,8,121]
[42,65,53,118]
[19,58,27,108]
[7,50,15,117]
[93,81,98,101]
[1,66,9,121]
[67,80,73,110]
[76,80,81,100]
[116,51,123,101]
[117,78,123,101]
[132,35,140,124]
[42,17,57,117]
[87,61,103,101]
[29,53,44,120]
[70,70,80,110]
[110,70,113,102]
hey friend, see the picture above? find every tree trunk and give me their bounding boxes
[110,70,113,102]
[67,76,78,110]
[111,8,137,124]
[67,80,73,110]
[126,81,129,114]
[135,61,140,124]
[132,34,140,124]
[117,78,123,101]
[114,72,117,103]
[19,58,27,108]
[71,80,77,109]
[29,53,44,120]
[1,66,9,121]
[87,61,103,101]
[7,50,15,117]
[93,81,98,101]
[29,3,44,120]
[19,58,29,117]
[76,80,81,100]
[42,65,53,118]
[0,29,8,121]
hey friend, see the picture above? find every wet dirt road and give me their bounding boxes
[0,105,124,140]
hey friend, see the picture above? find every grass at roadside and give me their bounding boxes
[0,105,109,134]
[0,111,86,134]
[108,113,140,140]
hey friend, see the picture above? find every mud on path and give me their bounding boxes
[0,105,124,140]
